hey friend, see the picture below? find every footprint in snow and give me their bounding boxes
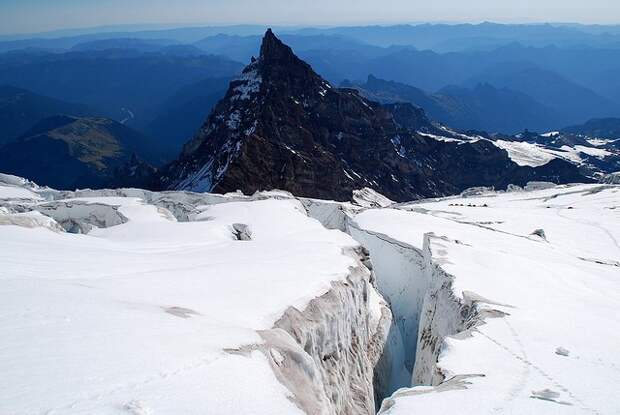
[164,306,201,319]
[530,389,572,406]
[123,400,152,415]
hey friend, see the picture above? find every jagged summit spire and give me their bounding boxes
[259,28,300,65]
[254,28,321,91]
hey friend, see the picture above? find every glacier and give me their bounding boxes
[1,173,619,414]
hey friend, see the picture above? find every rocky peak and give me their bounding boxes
[256,28,328,99]
[259,28,295,65]
[158,30,587,201]
[384,102,434,133]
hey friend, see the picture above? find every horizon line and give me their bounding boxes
[3,19,620,39]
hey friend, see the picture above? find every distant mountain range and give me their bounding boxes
[562,117,620,139]
[292,23,620,51]
[1,23,619,136]
[0,24,619,193]
[0,115,156,189]
[144,77,231,158]
[305,47,619,127]
[463,62,616,122]
[0,85,90,146]
[4,23,620,52]
[343,75,560,134]
[0,48,243,129]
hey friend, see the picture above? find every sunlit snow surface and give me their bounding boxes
[493,139,615,167]
[0,177,358,415]
[1,173,619,415]
[359,184,620,415]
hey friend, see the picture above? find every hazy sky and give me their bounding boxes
[2,0,619,35]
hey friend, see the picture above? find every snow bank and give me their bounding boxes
[0,178,391,415]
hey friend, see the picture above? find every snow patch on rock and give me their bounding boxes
[232,67,262,101]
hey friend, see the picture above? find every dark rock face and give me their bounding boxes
[383,102,438,133]
[0,115,157,190]
[159,30,588,202]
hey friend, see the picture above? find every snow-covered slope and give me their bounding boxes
[0,175,390,415]
[493,139,565,166]
[493,138,615,168]
[2,173,619,415]
[354,184,620,414]
[418,127,619,177]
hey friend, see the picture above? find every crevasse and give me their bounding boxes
[295,199,478,413]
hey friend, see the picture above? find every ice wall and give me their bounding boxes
[252,247,392,415]
[347,220,429,395]
[345,217,484,407]
[412,235,477,386]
